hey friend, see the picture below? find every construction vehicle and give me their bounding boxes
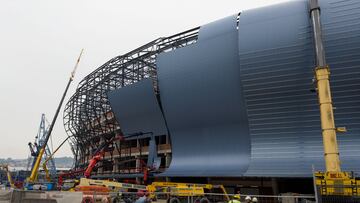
[62,178,147,203]
[57,169,85,190]
[27,114,57,179]
[83,131,159,182]
[42,134,74,182]
[54,132,155,191]
[147,182,229,203]
[308,0,360,199]
[0,164,14,188]
[77,178,147,191]
[25,49,84,190]
[84,134,123,178]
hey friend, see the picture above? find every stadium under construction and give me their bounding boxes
[57,0,360,197]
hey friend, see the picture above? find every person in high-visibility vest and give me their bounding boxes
[228,194,241,203]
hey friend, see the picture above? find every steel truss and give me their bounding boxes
[63,27,199,170]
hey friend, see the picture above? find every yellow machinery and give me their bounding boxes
[0,164,14,188]
[42,135,72,182]
[77,178,147,191]
[72,179,229,203]
[26,49,83,187]
[147,182,229,202]
[309,0,359,197]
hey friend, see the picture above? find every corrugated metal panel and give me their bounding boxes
[321,0,360,173]
[157,15,251,177]
[239,0,360,177]
[146,0,360,177]
[107,79,168,137]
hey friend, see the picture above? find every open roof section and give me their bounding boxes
[63,27,199,157]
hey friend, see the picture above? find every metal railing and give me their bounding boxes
[0,190,318,203]
[92,191,316,203]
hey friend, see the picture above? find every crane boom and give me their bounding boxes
[309,0,359,198]
[27,49,84,183]
[43,135,72,181]
[309,0,342,173]
[0,164,14,188]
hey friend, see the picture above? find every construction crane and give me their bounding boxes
[25,49,84,188]
[27,114,57,179]
[42,135,73,181]
[309,0,359,198]
[0,164,14,188]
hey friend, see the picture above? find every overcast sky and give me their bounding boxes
[0,0,291,159]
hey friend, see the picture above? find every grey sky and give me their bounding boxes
[0,0,290,159]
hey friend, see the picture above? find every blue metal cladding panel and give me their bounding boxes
[157,15,251,176]
[239,0,360,177]
[107,79,168,137]
[321,0,360,173]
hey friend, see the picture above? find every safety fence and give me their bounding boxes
[0,190,316,203]
[87,191,316,203]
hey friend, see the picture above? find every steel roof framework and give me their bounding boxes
[63,27,199,167]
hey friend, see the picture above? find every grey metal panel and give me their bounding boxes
[321,0,360,174]
[107,79,168,136]
[157,14,251,176]
[239,0,360,177]
[147,138,161,170]
[198,15,238,42]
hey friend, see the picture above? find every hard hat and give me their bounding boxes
[234,194,240,199]
[245,196,251,200]
[252,197,258,202]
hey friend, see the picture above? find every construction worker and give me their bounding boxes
[228,194,241,203]
[244,196,252,203]
[135,190,151,203]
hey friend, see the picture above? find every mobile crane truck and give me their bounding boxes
[308,0,359,201]
[146,182,230,203]
[24,49,84,190]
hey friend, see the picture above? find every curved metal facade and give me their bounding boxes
[65,0,360,177]
[157,14,251,176]
[238,0,360,177]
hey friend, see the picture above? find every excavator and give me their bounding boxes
[308,0,359,200]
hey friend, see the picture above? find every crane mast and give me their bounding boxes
[309,0,343,173]
[309,0,359,198]
[27,49,84,183]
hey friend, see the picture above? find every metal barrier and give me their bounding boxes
[0,190,317,203]
[0,190,82,203]
[103,191,316,203]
